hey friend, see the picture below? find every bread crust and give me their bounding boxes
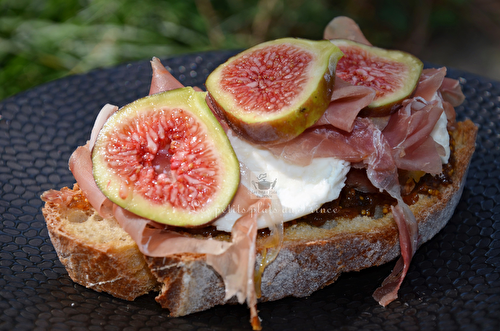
[42,120,477,317]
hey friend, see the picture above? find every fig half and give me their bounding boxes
[92,87,240,227]
[206,38,343,144]
[330,39,423,117]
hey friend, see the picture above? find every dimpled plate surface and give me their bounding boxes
[1,51,500,331]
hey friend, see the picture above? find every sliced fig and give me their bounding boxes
[330,39,423,117]
[206,38,343,144]
[92,87,240,227]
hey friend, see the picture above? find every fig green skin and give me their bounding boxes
[92,87,240,227]
[206,38,344,145]
[330,39,423,117]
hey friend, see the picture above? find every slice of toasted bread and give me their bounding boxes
[41,119,477,317]
[41,188,161,300]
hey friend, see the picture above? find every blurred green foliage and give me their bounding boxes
[0,0,472,100]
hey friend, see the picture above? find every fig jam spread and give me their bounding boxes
[41,185,93,211]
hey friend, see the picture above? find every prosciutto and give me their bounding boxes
[415,67,460,129]
[361,124,418,307]
[414,68,446,102]
[89,104,118,149]
[382,97,444,174]
[149,57,184,95]
[324,16,372,46]
[372,201,418,305]
[440,76,466,107]
[314,76,376,132]
[439,77,463,129]
[258,15,463,307]
[267,118,383,165]
[69,143,114,218]
[68,101,120,219]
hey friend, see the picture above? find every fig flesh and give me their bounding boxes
[330,39,423,117]
[92,87,240,227]
[206,38,343,144]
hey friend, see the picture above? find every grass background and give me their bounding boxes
[1,0,499,101]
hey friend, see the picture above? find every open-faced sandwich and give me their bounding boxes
[41,17,477,330]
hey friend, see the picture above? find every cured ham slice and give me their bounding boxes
[89,104,118,149]
[314,76,376,132]
[350,120,418,308]
[414,68,446,102]
[383,97,444,174]
[409,66,465,130]
[266,118,381,166]
[69,103,119,218]
[440,76,466,107]
[69,144,114,218]
[414,67,460,129]
[440,77,463,129]
[324,16,372,46]
[149,57,184,95]
[372,201,418,306]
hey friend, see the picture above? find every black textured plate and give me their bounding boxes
[1,51,500,331]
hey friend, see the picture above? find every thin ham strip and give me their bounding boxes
[443,99,457,129]
[413,67,464,129]
[207,199,269,331]
[440,76,466,107]
[113,206,231,255]
[396,136,444,174]
[324,16,372,46]
[262,16,466,309]
[266,117,390,166]
[69,102,119,218]
[69,143,113,218]
[359,121,419,307]
[372,201,418,305]
[314,76,376,132]
[149,57,184,95]
[439,76,464,129]
[89,104,118,149]
[383,97,444,174]
[414,68,446,102]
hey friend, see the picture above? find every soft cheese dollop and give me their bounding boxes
[213,131,350,232]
